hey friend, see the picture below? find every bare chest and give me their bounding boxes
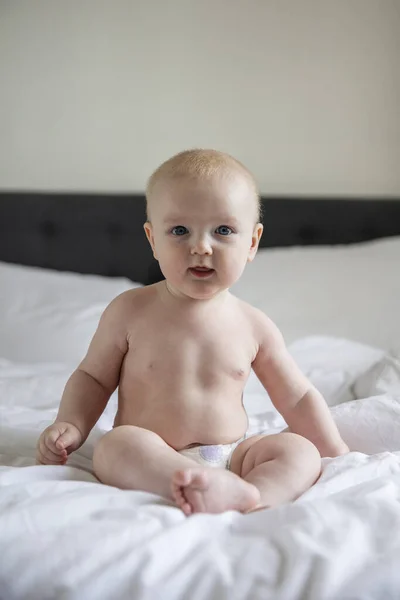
[125,309,255,385]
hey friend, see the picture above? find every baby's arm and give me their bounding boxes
[55,292,131,444]
[252,312,349,458]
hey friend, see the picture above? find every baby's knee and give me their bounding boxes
[280,432,321,472]
[93,425,165,478]
[93,426,136,477]
[93,430,114,479]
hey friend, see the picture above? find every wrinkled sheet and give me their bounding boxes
[1,337,400,600]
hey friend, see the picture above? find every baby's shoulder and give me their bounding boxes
[231,295,281,341]
[232,295,270,326]
[103,284,157,322]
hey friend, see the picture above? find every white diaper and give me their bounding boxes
[178,417,269,470]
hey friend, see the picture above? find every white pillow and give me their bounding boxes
[332,394,400,454]
[231,236,400,352]
[0,262,140,364]
[288,336,385,405]
[352,353,400,399]
[243,336,385,415]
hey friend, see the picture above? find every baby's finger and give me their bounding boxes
[36,450,47,465]
[36,449,54,465]
[41,439,66,463]
[45,427,65,451]
[36,448,65,466]
[55,429,78,452]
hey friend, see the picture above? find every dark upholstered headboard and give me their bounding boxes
[1,191,400,285]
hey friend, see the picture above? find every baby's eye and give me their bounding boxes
[215,225,233,236]
[171,226,189,236]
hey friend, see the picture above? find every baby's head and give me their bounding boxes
[144,149,263,300]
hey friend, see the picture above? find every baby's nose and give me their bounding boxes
[190,236,213,255]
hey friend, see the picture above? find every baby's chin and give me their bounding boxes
[167,279,230,301]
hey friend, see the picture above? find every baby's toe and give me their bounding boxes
[181,501,193,516]
[173,469,192,487]
[171,471,192,514]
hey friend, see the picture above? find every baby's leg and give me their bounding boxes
[230,432,321,510]
[93,425,260,515]
[93,425,199,501]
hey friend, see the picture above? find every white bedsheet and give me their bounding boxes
[1,337,400,600]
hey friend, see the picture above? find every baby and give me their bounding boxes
[36,149,349,515]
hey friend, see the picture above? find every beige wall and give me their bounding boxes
[0,0,399,196]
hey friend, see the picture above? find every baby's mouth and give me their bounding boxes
[189,267,215,278]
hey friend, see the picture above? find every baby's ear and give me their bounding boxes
[248,223,263,262]
[143,222,158,260]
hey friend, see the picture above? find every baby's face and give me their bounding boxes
[144,175,263,300]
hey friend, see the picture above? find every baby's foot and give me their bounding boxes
[171,467,260,516]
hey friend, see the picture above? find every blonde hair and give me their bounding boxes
[145,149,261,221]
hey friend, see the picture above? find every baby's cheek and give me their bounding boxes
[226,254,248,280]
[162,252,186,279]
[158,242,178,263]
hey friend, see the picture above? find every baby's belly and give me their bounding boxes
[114,384,249,450]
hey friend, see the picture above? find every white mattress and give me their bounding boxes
[1,337,400,600]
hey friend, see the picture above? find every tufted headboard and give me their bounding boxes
[1,191,400,285]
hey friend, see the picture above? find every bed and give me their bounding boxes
[1,192,400,600]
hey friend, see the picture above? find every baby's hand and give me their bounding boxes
[36,422,83,465]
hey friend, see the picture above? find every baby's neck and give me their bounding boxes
[161,280,230,309]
